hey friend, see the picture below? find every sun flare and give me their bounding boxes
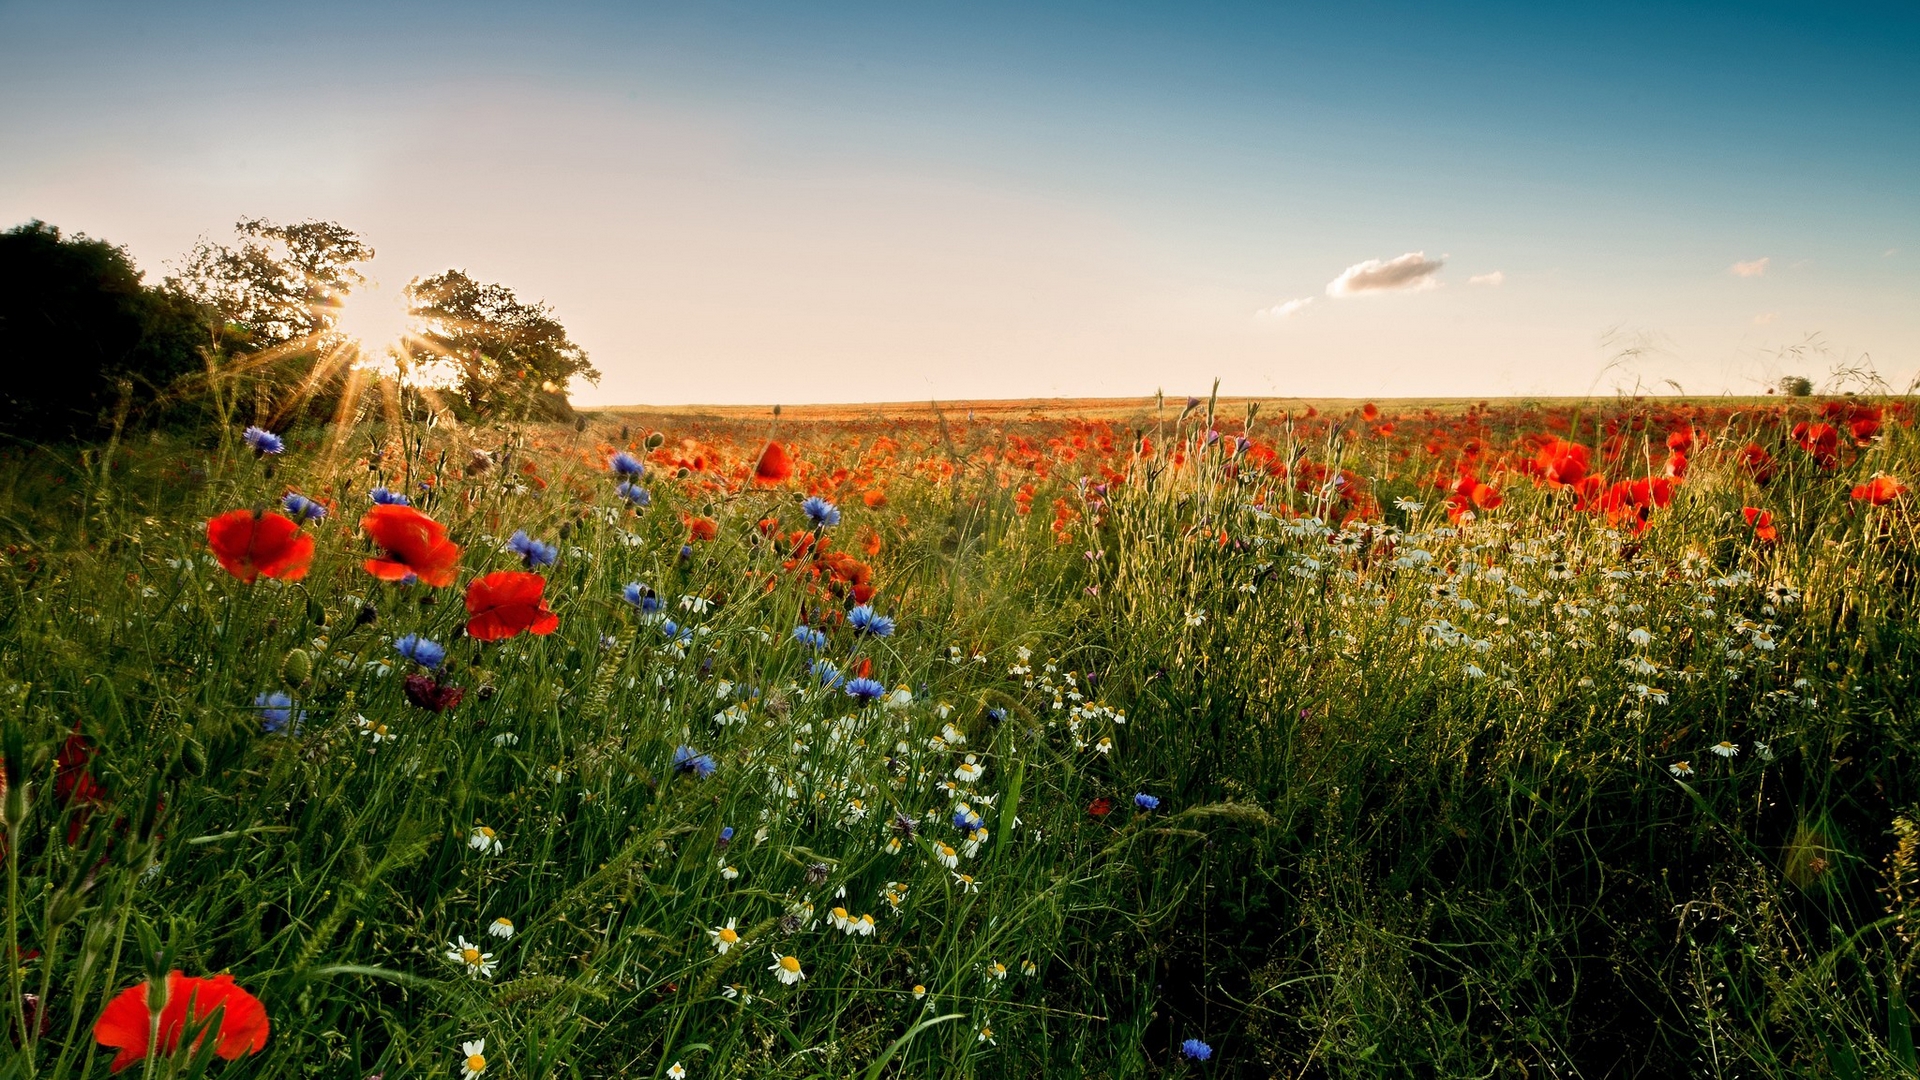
[334,279,414,367]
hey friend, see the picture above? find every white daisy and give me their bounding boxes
[446,936,498,979]
[708,918,741,954]
[469,825,503,855]
[487,917,515,940]
[460,1039,488,1080]
[769,953,806,985]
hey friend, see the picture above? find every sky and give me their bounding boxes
[2,1,1916,406]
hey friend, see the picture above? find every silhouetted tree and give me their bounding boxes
[406,269,597,421]
[0,220,208,442]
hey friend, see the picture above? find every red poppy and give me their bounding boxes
[1361,402,1380,421]
[1790,422,1840,469]
[205,510,314,584]
[94,971,269,1073]
[360,505,461,587]
[686,516,719,542]
[1087,797,1113,818]
[753,441,795,485]
[1529,437,1591,487]
[1852,475,1907,506]
[402,674,465,712]
[1737,442,1776,484]
[465,570,560,641]
[1743,507,1777,542]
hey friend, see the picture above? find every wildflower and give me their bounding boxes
[989,961,1008,981]
[913,984,928,999]
[466,571,560,641]
[954,755,984,783]
[361,504,462,587]
[370,485,411,505]
[1021,959,1038,977]
[953,807,985,833]
[610,451,645,477]
[446,936,497,979]
[403,674,465,712]
[792,626,828,649]
[686,516,718,542]
[1181,1038,1213,1061]
[754,441,795,485]
[1087,797,1113,818]
[668,1064,687,1080]
[460,1038,488,1080]
[976,1022,995,1044]
[93,972,270,1072]
[769,953,806,985]
[1668,761,1693,778]
[253,692,301,734]
[719,861,740,881]
[624,582,661,612]
[718,826,735,848]
[469,825,503,854]
[492,733,520,747]
[507,530,558,567]
[952,871,980,893]
[845,677,886,703]
[709,918,742,954]
[848,605,896,637]
[1852,474,1908,506]
[242,425,284,455]
[488,917,515,939]
[829,906,852,932]
[1093,736,1113,754]
[805,862,831,886]
[852,913,875,936]
[674,745,717,779]
[935,842,959,869]
[801,496,841,528]
[1710,741,1739,758]
[394,634,446,669]
[1626,627,1652,646]
[1134,793,1160,811]
[356,715,392,743]
[206,510,315,583]
[281,492,327,521]
[1185,609,1207,627]
[617,481,652,506]
[1744,507,1778,542]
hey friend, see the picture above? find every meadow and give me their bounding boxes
[1,391,1916,1078]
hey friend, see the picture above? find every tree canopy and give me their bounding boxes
[406,269,598,421]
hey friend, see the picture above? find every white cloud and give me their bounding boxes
[1729,257,1770,278]
[1468,270,1505,287]
[1753,312,1777,325]
[1325,252,1444,296]
[1259,297,1314,319]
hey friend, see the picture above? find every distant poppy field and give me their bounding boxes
[2,391,1918,1077]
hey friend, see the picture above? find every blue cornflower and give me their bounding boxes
[847,605,895,637]
[281,492,327,522]
[985,707,1007,725]
[660,620,693,645]
[370,485,411,506]
[792,626,828,649]
[508,530,558,567]
[616,481,651,507]
[678,544,693,560]
[718,826,735,847]
[253,691,303,734]
[394,634,446,670]
[800,496,841,528]
[845,677,886,703]
[242,426,284,455]
[623,582,661,612]
[673,745,717,779]
[1134,793,1160,811]
[811,660,845,689]
[953,809,985,832]
[1180,1038,1212,1061]
[610,452,645,477]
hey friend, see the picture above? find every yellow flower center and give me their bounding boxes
[467,1054,487,1071]
[478,827,494,838]
[718,927,738,943]
[779,956,801,973]
[462,948,482,964]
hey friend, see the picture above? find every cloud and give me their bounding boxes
[1468,270,1505,287]
[1325,252,1444,296]
[1753,312,1777,325]
[1729,257,1770,278]
[1259,297,1314,319]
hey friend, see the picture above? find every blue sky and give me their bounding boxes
[2,1,1915,404]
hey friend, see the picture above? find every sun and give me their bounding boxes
[334,278,415,370]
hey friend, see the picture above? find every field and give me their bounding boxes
[1,391,1917,1078]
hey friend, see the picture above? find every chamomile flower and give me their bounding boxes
[709,918,742,954]
[1020,959,1038,977]
[828,907,852,932]
[989,961,1008,981]
[913,983,928,999]
[954,755,984,783]
[459,1039,489,1080]
[934,843,959,869]
[976,1022,996,1045]
[469,825,503,854]
[1669,761,1694,778]
[769,953,806,985]
[487,917,515,940]
[1710,740,1739,758]
[356,715,392,743]
[445,936,497,979]
[667,1064,686,1080]
[852,913,876,936]
[952,871,980,893]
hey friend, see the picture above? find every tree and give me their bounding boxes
[405,269,597,421]
[0,220,208,442]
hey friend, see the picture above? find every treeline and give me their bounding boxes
[0,218,597,443]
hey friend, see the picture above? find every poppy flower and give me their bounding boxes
[1852,474,1907,506]
[1087,797,1113,818]
[206,510,314,584]
[1790,422,1840,469]
[94,971,269,1072]
[465,571,560,641]
[685,516,718,542]
[1743,507,1777,542]
[1737,442,1776,484]
[402,674,465,713]
[360,504,461,587]
[1528,437,1591,488]
[753,441,794,485]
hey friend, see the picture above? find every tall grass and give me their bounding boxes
[0,399,1915,1077]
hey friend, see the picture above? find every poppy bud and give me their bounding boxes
[282,648,312,687]
[645,432,666,450]
[307,595,327,626]
[180,739,207,777]
[48,886,84,928]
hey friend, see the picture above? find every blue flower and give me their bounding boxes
[370,486,411,506]
[616,481,651,507]
[801,496,841,528]
[242,426,284,455]
[792,626,828,650]
[1134,793,1160,811]
[953,809,985,832]
[678,544,693,560]
[623,582,660,612]
[847,605,895,637]
[281,492,327,521]
[718,825,735,847]
[394,634,446,670]
[1180,1038,1212,1061]
[610,452,645,477]
[985,707,1007,725]
[811,660,845,689]
[845,677,886,703]
[673,745,717,779]
[508,530,558,567]
[253,691,303,734]
[660,620,693,645]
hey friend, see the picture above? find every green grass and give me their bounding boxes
[1,404,1917,1078]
